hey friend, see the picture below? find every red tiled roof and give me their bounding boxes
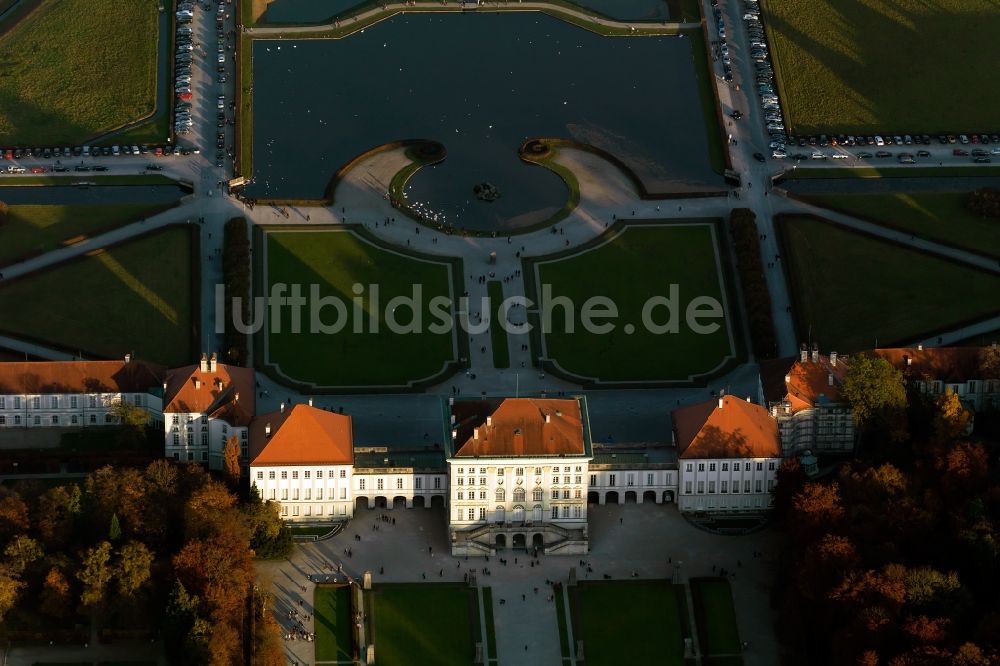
[162,360,255,426]
[452,398,585,457]
[871,347,984,383]
[0,360,164,395]
[673,395,780,459]
[249,404,353,466]
[760,353,849,413]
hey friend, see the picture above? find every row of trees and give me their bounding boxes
[222,217,250,366]
[967,187,1000,219]
[773,355,1000,664]
[0,459,290,665]
[729,208,778,359]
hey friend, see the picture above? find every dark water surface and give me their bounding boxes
[0,185,187,205]
[249,13,719,231]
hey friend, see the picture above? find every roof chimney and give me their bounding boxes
[194,378,201,390]
[784,374,791,384]
[265,423,271,437]
[473,428,479,440]
[486,416,492,426]
[917,344,924,351]
[162,381,168,391]
[308,398,313,407]
[830,351,837,367]
[452,429,457,440]
[718,397,724,409]
[448,397,454,406]
[811,348,819,364]
[199,353,208,373]
[800,344,808,363]
[556,410,562,417]
[235,392,239,402]
[280,402,285,413]
[906,356,912,367]
[545,414,551,423]
[746,396,751,403]
[216,378,224,390]
[209,352,217,372]
[828,373,834,386]
[124,353,131,364]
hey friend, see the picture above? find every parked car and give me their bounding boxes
[857,151,874,158]
[953,149,969,156]
[875,151,892,158]
[973,156,992,163]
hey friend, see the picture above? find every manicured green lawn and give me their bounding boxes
[314,585,354,662]
[761,0,1000,134]
[487,281,510,369]
[570,580,687,666]
[264,228,458,388]
[691,578,741,657]
[0,0,159,144]
[801,192,1000,258]
[0,202,179,266]
[529,221,735,382]
[0,226,195,367]
[371,583,477,666]
[777,215,1000,352]
[553,585,571,662]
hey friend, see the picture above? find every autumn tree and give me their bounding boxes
[0,492,30,541]
[932,389,971,443]
[223,435,241,487]
[172,529,254,620]
[183,481,242,541]
[0,566,25,623]
[979,345,1000,379]
[771,457,808,519]
[77,541,113,607]
[116,541,154,597]
[163,580,209,665]
[4,535,43,574]
[253,615,287,666]
[790,482,844,537]
[40,567,73,619]
[37,484,81,548]
[842,355,907,427]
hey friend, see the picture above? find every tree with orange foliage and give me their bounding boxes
[172,527,254,620]
[183,481,241,541]
[932,389,971,443]
[0,493,29,541]
[40,567,72,619]
[791,482,844,536]
[223,435,241,488]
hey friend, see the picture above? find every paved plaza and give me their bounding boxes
[256,502,779,665]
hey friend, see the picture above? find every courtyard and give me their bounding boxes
[525,220,742,384]
[256,502,779,666]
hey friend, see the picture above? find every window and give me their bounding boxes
[281,489,288,500]
[497,468,504,476]
[768,461,776,471]
[187,452,194,461]
[732,483,739,494]
[377,478,384,490]
[340,469,346,478]
[756,462,763,471]
[533,488,543,501]
[304,471,311,479]
[359,479,366,491]
[552,467,559,473]
[433,477,441,489]
[626,474,634,487]
[201,451,208,462]
[269,489,275,500]
[0,416,4,425]
[201,433,208,446]
[292,471,299,479]
[552,507,559,518]
[396,478,403,490]
[15,415,22,425]
[458,478,464,486]
[535,467,542,476]
[281,471,287,479]
[647,473,654,486]
[551,489,558,499]
[457,491,464,500]
[305,505,311,517]
[562,506,569,518]
[513,488,525,502]
[574,489,582,499]
[563,490,571,499]
[590,474,596,486]
[304,489,311,500]
[415,478,422,490]
[755,480,763,493]
[709,463,716,472]
[33,416,40,425]
[292,489,299,500]
[0,397,4,409]
[292,506,299,516]
[609,474,616,486]
[767,480,774,491]
[257,471,264,480]
[103,414,112,424]
[685,463,692,472]
[89,396,97,408]
[480,468,486,474]
[708,481,715,493]
[89,414,96,424]
[745,462,751,471]
[458,467,464,474]
[698,463,705,472]
[685,481,692,494]
[14,397,21,409]
[573,506,581,518]
[721,481,728,493]
[51,396,59,409]
[32,397,40,409]
[697,481,704,494]
[281,505,287,516]
[479,507,486,520]
[340,488,347,500]
[71,415,78,425]
[468,508,475,520]
[173,433,180,446]
[480,477,486,486]
[516,467,523,476]
[722,462,729,471]
[269,471,275,479]
[575,466,582,472]
[316,489,324,500]
[744,480,751,493]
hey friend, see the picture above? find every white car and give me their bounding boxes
[991,148,1000,155]
[874,135,885,146]
[831,154,848,159]
[772,150,787,159]
[811,152,826,160]
[217,53,226,63]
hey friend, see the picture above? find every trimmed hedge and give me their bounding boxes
[222,217,250,366]
[730,208,777,359]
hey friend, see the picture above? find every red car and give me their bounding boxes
[30,166,47,174]
[176,92,193,100]
[155,147,163,156]
[953,148,969,156]
[3,150,11,160]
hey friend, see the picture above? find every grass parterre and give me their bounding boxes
[0,0,159,145]
[369,583,478,666]
[761,0,1000,135]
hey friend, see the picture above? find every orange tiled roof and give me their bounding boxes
[452,398,586,457]
[673,395,780,459]
[0,360,164,395]
[760,353,849,413]
[871,347,983,383]
[162,360,255,426]
[249,404,353,466]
